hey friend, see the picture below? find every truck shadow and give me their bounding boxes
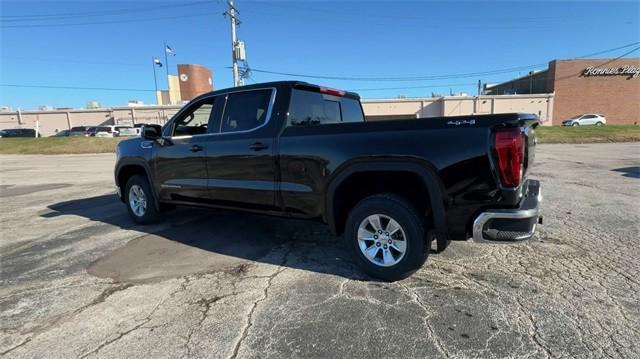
[611,166,640,179]
[41,194,368,282]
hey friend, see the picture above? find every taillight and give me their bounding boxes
[318,87,345,97]
[494,128,524,187]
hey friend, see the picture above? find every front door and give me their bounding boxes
[153,96,219,202]
[203,88,279,212]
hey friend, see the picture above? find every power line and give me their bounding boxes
[0,84,155,92]
[247,41,640,82]
[0,1,211,21]
[353,83,477,92]
[573,43,640,59]
[1,12,218,28]
[3,44,638,95]
[0,56,147,67]
[248,65,547,82]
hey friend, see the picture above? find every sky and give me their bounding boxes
[1,0,639,109]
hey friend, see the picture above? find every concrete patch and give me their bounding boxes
[87,216,278,283]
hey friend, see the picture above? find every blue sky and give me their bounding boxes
[1,0,639,109]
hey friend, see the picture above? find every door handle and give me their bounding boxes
[190,145,203,152]
[249,142,269,151]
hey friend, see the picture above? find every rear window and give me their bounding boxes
[288,89,364,126]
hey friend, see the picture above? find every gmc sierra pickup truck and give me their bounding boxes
[115,81,542,281]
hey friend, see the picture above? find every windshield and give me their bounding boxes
[570,115,582,119]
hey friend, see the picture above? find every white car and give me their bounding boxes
[95,125,139,137]
[562,114,606,126]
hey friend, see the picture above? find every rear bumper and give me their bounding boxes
[472,179,542,243]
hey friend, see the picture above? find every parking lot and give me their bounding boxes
[1,143,639,358]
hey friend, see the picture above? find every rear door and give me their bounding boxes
[278,88,365,217]
[203,88,279,212]
[153,95,219,202]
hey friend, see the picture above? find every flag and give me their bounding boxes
[165,45,176,56]
[153,58,163,67]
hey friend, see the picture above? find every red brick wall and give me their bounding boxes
[549,59,640,125]
[177,64,213,101]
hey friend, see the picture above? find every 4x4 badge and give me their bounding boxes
[447,119,476,126]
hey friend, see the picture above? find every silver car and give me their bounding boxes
[562,114,606,126]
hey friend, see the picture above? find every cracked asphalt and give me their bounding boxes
[1,142,639,358]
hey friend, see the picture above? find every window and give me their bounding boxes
[220,89,273,133]
[289,90,340,126]
[288,89,364,126]
[583,115,596,119]
[341,98,365,123]
[172,98,216,136]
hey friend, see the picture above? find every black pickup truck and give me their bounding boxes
[115,81,542,281]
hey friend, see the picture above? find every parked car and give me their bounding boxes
[87,126,112,137]
[51,129,71,137]
[115,81,542,281]
[114,126,139,137]
[562,114,606,126]
[69,126,92,136]
[94,125,138,137]
[0,128,38,138]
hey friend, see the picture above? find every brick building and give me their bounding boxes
[156,64,214,105]
[485,58,640,125]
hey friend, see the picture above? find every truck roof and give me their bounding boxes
[193,81,361,101]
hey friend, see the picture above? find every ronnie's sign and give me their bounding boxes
[582,65,640,79]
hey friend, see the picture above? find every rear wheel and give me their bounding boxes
[344,193,429,281]
[125,174,161,224]
[596,121,604,126]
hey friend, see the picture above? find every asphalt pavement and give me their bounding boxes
[1,143,639,358]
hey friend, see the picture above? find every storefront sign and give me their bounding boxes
[582,65,640,79]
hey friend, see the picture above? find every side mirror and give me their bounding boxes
[142,124,162,140]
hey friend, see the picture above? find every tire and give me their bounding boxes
[125,174,161,224]
[572,122,579,127]
[344,193,429,281]
[596,122,603,126]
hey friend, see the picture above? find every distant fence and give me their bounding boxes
[361,94,555,125]
[1,93,555,137]
[0,105,183,136]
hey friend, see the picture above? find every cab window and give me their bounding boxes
[172,98,217,137]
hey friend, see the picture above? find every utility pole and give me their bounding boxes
[228,0,240,87]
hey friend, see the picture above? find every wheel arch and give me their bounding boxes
[325,159,449,251]
[115,160,159,210]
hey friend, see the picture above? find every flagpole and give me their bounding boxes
[152,57,159,104]
[163,40,170,81]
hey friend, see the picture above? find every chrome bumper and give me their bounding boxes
[472,180,542,244]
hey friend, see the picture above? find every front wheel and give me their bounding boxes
[572,122,579,127]
[125,174,161,224]
[344,193,429,281]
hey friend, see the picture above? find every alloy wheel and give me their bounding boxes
[357,214,407,267]
[128,184,147,217]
